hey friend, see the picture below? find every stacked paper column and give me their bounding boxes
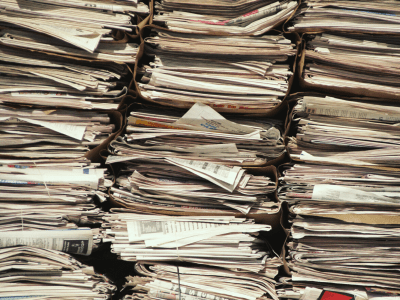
[106,1,300,299]
[0,0,149,298]
[279,2,400,300]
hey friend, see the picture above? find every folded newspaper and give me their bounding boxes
[288,95,400,168]
[109,102,285,166]
[123,262,281,300]
[153,0,298,35]
[288,1,400,35]
[300,33,400,97]
[279,162,400,299]
[0,163,111,231]
[109,159,278,215]
[137,31,295,113]
[0,0,149,110]
[102,214,276,273]
[0,246,116,299]
[0,105,116,159]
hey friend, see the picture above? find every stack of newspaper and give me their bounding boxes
[109,103,285,166]
[288,95,400,168]
[0,161,108,255]
[153,0,298,35]
[0,0,150,110]
[106,102,282,214]
[288,1,400,34]
[279,94,400,299]
[299,33,400,96]
[0,246,116,299]
[0,0,145,256]
[0,105,116,158]
[279,162,400,300]
[102,213,279,274]
[123,262,280,300]
[109,161,278,215]
[0,227,101,255]
[137,30,295,112]
[0,163,110,230]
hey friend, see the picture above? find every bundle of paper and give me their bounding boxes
[299,33,400,95]
[0,43,129,109]
[137,31,295,112]
[278,162,400,299]
[109,159,278,215]
[0,27,138,64]
[0,0,149,110]
[294,95,400,123]
[153,0,298,35]
[122,262,280,300]
[279,162,400,212]
[102,214,277,273]
[280,287,396,300]
[108,102,285,166]
[0,163,111,230]
[288,1,400,34]
[287,214,400,298]
[1,0,148,54]
[0,246,116,299]
[288,95,400,168]
[0,105,116,160]
[0,227,101,255]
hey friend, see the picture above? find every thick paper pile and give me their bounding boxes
[109,160,278,215]
[109,103,285,165]
[123,262,280,300]
[153,0,298,35]
[102,213,276,273]
[0,163,110,230]
[137,31,295,112]
[0,246,116,299]
[300,33,400,96]
[279,162,400,299]
[288,95,400,168]
[106,103,281,214]
[0,105,116,158]
[0,0,149,109]
[288,1,400,34]
[0,162,109,255]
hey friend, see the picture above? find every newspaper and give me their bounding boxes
[0,229,94,255]
[139,31,295,113]
[153,0,298,35]
[123,262,280,300]
[0,246,116,299]
[103,213,272,273]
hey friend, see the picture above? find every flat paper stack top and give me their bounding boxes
[0,0,149,110]
[123,262,280,300]
[153,0,298,35]
[138,31,295,113]
[0,246,116,299]
[102,213,276,273]
[288,95,400,168]
[301,33,400,96]
[288,1,400,34]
